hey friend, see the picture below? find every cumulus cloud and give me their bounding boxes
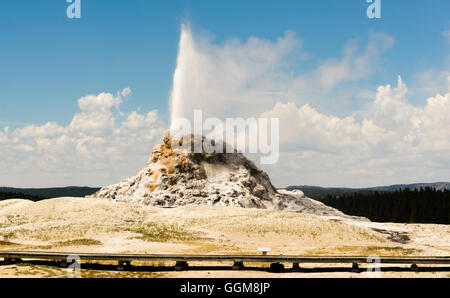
[259,76,450,187]
[0,88,165,187]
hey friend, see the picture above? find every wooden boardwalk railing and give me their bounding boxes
[1,251,449,272]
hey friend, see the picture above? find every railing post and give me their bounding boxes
[269,263,284,273]
[59,259,68,268]
[175,261,189,271]
[3,257,22,265]
[351,262,360,273]
[232,261,244,270]
[117,260,131,271]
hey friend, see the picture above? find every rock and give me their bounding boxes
[252,184,266,198]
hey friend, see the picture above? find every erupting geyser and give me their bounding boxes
[170,24,209,132]
[89,26,363,219]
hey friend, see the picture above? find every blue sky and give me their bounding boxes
[1,0,449,188]
[1,0,448,128]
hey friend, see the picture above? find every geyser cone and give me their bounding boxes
[89,133,364,219]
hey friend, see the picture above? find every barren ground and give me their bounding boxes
[0,197,448,278]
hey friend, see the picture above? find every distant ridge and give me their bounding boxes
[0,186,100,199]
[366,182,450,192]
[286,182,450,201]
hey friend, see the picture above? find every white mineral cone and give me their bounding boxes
[89,132,367,220]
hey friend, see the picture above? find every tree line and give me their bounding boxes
[321,187,449,224]
[0,191,47,202]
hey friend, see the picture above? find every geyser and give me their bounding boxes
[90,26,363,219]
[170,24,194,130]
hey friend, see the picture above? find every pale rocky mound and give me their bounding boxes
[89,134,364,219]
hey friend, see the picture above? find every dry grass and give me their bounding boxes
[0,240,19,247]
[160,210,387,245]
[1,225,98,242]
[5,263,165,278]
[29,238,103,250]
[53,238,103,247]
[134,222,203,242]
[305,246,422,256]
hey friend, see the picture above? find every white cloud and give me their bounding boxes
[317,32,395,89]
[0,88,165,187]
[121,86,132,97]
[77,91,122,112]
[258,76,450,187]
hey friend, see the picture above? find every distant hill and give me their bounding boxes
[286,182,450,201]
[366,182,450,192]
[0,186,100,200]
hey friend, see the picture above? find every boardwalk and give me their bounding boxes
[1,251,449,272]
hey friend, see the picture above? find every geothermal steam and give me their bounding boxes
[169,24,294,131]
[170,24,194,129]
